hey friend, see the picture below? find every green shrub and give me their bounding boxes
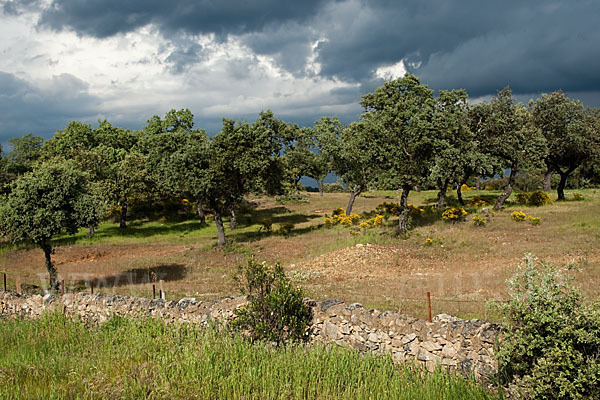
[572,193,584,201]
[323,182,346,193]
[472,215,486,226]
[231,258,312,344]
[375,202,402,216]
[275,193,308,204]
[515,190,552,207]
[496,254,600,399]
[375,202,424,219]
[515,192,530,205]
[258,219,273,234]
[483,177,508,190]
[276,222,295,237]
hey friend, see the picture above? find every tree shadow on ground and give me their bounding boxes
[228,224,319,244]
[53,221,209,246]
[68,263,188,292]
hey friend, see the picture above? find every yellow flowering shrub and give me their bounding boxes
[332,213,358,226]
[332,208,345,216]
[407,204,425,218]
[370,215,384,227]
[511,211,527,222]
[375,202,402,216]
[511,211,541,225]
[323,210,384,234]
[461,184,475,191]
[467,196,492,207]
[472,215,486,226]
[442,207,468,222]
[349,213,362,224]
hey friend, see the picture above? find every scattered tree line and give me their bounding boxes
[1,74,599,289]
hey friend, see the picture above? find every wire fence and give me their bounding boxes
[1,271,509,321]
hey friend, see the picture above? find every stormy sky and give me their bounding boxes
[2,0,600,149]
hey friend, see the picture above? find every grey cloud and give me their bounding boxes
[410,3,600,97]
[0,72,100,144]
[165,41,207,74]
[242,23,316,76]
[1,0,41,16]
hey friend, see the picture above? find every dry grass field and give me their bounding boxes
[1,188,599,319]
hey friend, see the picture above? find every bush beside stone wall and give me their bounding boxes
[0,291,501,385]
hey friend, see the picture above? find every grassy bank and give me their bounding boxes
[0,313,498,399]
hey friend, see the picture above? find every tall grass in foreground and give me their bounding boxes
[0,313,499,399]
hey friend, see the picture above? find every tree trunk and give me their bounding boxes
[229,207,237,230]
[317,179,324,197]
[119,198,128,229]
[41,242,59,291]
[197,201,206,224]
[346,186,362,215]
[557,172,568,201]
[397,185,411,235]
[494,167,517,210]
[214,211,226,248]
[544,167,554,192]
[85,224,95,238]
[436,178,448,209]
[457,183,465,206]
[556,167,578,201]
[476,176,481,191]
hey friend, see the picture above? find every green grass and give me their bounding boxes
[0,313,500,399]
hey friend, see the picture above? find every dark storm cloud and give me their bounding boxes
[313,0,600,98]
[37,0,329,39]
[0,72,100,146]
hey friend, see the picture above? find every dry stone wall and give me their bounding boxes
[0,291,501,384]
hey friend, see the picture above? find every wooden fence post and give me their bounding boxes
[427,292,432,322]
[159,279,165,300]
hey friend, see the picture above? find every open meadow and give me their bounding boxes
[1,188,598,320]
